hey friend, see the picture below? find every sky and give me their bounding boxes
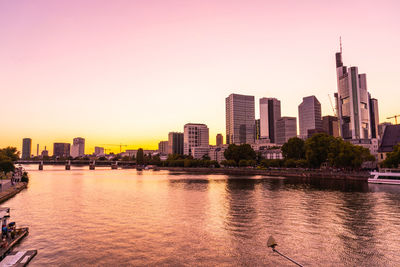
[1,0,399,154]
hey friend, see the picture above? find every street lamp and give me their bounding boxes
[267,236,304,267]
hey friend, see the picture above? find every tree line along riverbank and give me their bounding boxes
[155,167,370,181]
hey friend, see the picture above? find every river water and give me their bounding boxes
[5,165,400,266]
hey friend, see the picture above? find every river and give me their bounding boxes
[5,165,400,266]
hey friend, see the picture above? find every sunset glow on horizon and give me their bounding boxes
[1,0,399,154]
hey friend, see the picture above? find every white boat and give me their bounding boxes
[368,169,400,185]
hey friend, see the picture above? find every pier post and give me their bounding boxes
[65,160,71,170]
[39,161,43,170]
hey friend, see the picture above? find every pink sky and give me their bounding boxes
[1,0,399,154]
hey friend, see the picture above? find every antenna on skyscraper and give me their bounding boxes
[340,36,342,53]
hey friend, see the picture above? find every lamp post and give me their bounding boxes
[267,236,304,267]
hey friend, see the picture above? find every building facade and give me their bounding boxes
[322,116,339,137]
[53,143,71,158]
[335,48,371,139]
[94,147,105,156]
[298,96,322,139]
[226,93,255,144]
[183,123,209,156]
[369,96,379,139]
[276,117,297,145]
[168,132,184,155]
[209,145,228,163]
[158,141,169,154]
[259,97,281,143]
[22,138,32,159]
[71,137,85,158]
[255,119,260,140]
[216,134,223,146]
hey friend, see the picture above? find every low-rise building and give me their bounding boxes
[209,145,228,163]
[349,139,379,160]
[378,125,400,162]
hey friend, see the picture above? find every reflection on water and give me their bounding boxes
[4,166,400,266]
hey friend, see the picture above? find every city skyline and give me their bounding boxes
[1,0,399,154]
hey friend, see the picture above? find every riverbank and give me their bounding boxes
[0,182,27,204]
[156,167,370,181]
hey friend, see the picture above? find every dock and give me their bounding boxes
[0,228,29,261]
[0,250,37,266]
[0,183,27,205]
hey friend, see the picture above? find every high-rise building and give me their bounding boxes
[298,96,322,139]
[70,137,85,158]
[216,134,223,146]
[184,123,209,155]
[369,95,379,139]
[276,117,297,145]
[322,116,339,137]
[255,119,260,140]
[94,147,105,156]
[259,97,281,143]
[158,141,169,154]
[168,132,184,155]
[335,45,371,139]
[53,143,71,158]
[226,93,255,144]
[22,138,32,159]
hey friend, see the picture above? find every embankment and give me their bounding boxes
[0,183,27,204]
[155,167,369,181]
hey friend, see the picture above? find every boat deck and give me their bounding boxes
[0,250,37,267]
[0,228,29,261]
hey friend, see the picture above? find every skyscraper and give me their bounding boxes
[322,116,339,137]
[226,93,255,144]
[298,96,322,139]
[369,95,379,139]
[22,138,32,159]
[216,134,223,146]
[70,137,85,158]
[183,123,209,155]
[259,97,281,143]
[168,132,184,155]
[255,119,260,140]
[335,44,371,139]
[276,117,297,145]
[53,143,71,158]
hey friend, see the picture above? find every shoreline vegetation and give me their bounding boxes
[155,167,370,181]
[0,147,29,204]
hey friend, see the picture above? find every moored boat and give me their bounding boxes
[368,169,400,185]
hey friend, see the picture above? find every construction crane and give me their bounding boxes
[328,94,336,116]
[387,115,400,125]
[101,144,128,153]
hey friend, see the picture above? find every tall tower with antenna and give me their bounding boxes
[334,39,372,140]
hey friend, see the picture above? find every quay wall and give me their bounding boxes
[155,167,370,181]
[0,183,27,204]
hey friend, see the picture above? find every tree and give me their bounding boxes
[0,147,19,175]
[282,137,305,160]
[136,148,144,165]
[0,147,19,161]
[382,143,400,168]
[305,133,335,168]
[224,144,256,165]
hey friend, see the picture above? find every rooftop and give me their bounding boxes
[378,125,400,153]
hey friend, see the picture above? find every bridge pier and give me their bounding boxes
[89,160,95,170]
[111,161,118,169]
